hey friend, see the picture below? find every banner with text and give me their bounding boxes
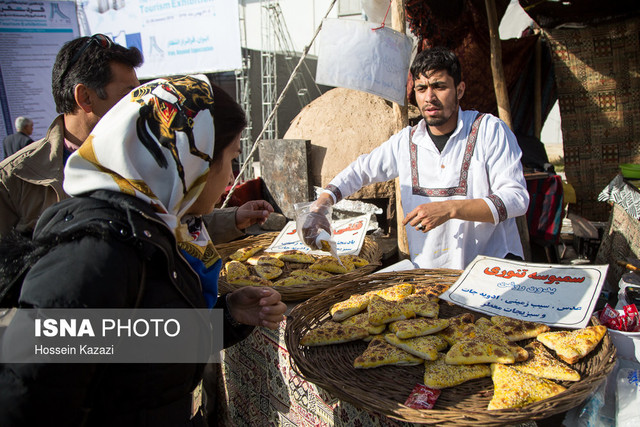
[78,0,242,78]
[0,0,79,142]
[440,256,609,329]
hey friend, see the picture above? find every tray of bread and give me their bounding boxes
[215,232,382,301]
[285,269,616,426]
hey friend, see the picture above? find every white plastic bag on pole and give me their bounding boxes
[315,18,413,106]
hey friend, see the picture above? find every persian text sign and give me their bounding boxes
[440,256,609,329]
[266,215,370,256]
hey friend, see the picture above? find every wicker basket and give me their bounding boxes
[215,232,382,301]
[285,269,617,426]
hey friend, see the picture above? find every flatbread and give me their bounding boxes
[229,245,264,262]
[273,250,315,264]
[367,295,413,326]
[536,325,607,364]
[437,313,475,346]
[289,269,334,280]
[300,321,369,346]
[445,336,515,365]
[396,293,439,318]
[273,276,313,287]
[330,294,369,321]
[309,256,355,274]
[341,312,386,335]
[224,260,249,281]
[246,255,284,268]
[228,275,273,287]
[384,333,447,360]
[474,318,528,362]
[388,318,450,339]
[487,363,566,410]
[490,315,550,341]
[512,341,580,382]
[413,283,451,299]
[253,265,283,280]
[339,254,369,267]
[353,336,423,369]
[423,353,491,389]
[365,283,414,302]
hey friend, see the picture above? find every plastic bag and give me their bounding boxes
[294,201,334,252]
[616,366,640,427]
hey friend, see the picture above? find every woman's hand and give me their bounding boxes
[235,200,274,230]
[226,287,286,329]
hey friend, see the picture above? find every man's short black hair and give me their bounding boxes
[52,36,143,114]
[410,47,462,87]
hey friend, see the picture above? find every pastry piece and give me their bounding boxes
[423,353,491,389]
[365,283,414,302]
[273,250,315,264]
[368,295,413,326]
[273,276,312,287]
[229,245,264,262]
[341,312,386,335]
[487,363,566,410]
[536,325,607,364]
[300,321,368,346]
[512,341,580,382]
[246,255,284,268]
[309,256,355,274]
[330,294,370,321]
[413,283,451,299]
[228,275,273,287]
[354,336,423,368]
[445,336,515,365]
[437,313,475,346]
[253,265,283,280]
[384,333,447,360]
[490,315,550,341]
[290,269,334,280]
[339,254,369,267]
[225,260,250,281]
[388,318,450,339]
[396,294,439,318]
[474,318,528,362]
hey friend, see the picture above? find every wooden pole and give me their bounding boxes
[392,0,410,260]
[534,32,542,139]
[484,0,531,261]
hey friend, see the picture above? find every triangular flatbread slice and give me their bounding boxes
[536,325,607,364]
[330,294,369,321]
[225,260,250,281]
[290,269,334,280]
[309,256,355,274]
[423,353,491,389]
[246,255,284,267]
[396,294,439,318]
[388,318,449,339]
[445,336,515,365]
[488,363,566,410]
[228,275,273,287]
[229,245,264,262]
[354,336,423,368]
[437,313,475,346]
[384,333,447,360]
[273,250,316,264]
[512,341,580,382]
[413,283,451,299]
[474,318,528,362]
[300,321,368,346]
[491,315,550,341]
[340,254,369,267]
[341,312,386,335]
[254,265,283,280]
[365,283,414,302]
[368,295,413,326]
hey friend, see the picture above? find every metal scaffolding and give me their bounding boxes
[260,0,278,141]
[235,1,253,180]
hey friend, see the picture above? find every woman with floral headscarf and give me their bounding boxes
[0,75,286,426]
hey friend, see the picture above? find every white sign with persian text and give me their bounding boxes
[440,256,609,329]
[266,215,370,256]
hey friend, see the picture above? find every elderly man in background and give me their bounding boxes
[2,117,34,159]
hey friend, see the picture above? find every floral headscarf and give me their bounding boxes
[64,74,221,307]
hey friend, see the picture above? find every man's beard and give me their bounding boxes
[422,95,459,127]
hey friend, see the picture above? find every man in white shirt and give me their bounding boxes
[303,47,529,269]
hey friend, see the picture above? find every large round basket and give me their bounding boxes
[285,269,617,426]
[215,232,382,301]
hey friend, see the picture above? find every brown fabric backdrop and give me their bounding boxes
[546,17,640,221]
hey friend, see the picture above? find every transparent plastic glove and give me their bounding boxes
[295,198,333,251]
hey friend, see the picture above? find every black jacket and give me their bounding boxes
[2,132,33,158]
[0,190,253,426]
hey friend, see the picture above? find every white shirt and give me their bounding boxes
[327,108,530,269]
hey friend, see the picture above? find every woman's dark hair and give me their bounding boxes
[52,36,143,114]
[210,84,247,162]
[410,46,462,86]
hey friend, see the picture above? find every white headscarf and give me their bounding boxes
[64,74,220,268]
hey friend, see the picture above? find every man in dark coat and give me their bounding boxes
[2,116,33,158]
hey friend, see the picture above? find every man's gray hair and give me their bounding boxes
[14,116,33,132]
